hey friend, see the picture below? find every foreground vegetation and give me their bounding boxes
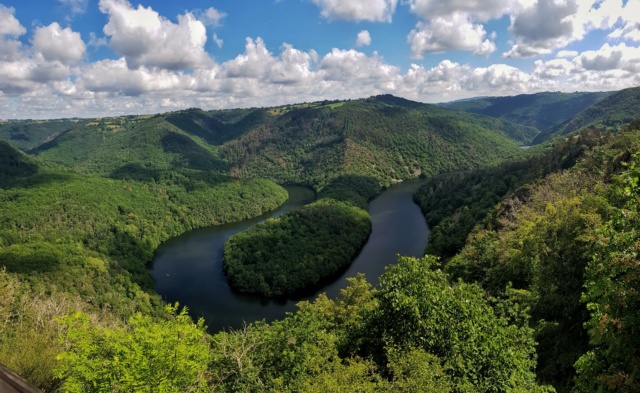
[416,122,640,391]
[1,256,550,392]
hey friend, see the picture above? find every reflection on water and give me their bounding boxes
[150,180,429,332]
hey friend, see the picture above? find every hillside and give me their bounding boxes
[27,96,529,187]
[0,139,287,314]
[533,86,640,143]
[415,123,640,391]
[0,118,80,151]
[220,95,529,189]
[441,91,609,139]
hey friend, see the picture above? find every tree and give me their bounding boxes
[55,304,212,393]
[372,256,548,392]
[576,155,640,391]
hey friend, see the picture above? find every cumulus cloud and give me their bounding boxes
[99,0,211,70]
[504,0,632,58]
[505,0,578,58]
[533,58,574,78]
[0,5,26,62]
[32,23,86,64]
[319,49,398,83]
[577,43,640,73]
[356,30,371,47]
[311,0,398,22]
[222,38,317,86]
[0,5,25,36]
[408,14,496,58]
[77,58,194,96]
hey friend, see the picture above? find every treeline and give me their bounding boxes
[6,256,550,392]
[435,122,640,391]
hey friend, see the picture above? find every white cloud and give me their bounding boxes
[212,33,223,48]
[32,23,86,64]
[557,50,578,58]
[200,6,227,27]
[356,30,371,47]
[505,0,579,58]
[408,14,496,58]
[77,58,194,96]
[319,49,398,83]
[406,0,511,22]
[533,58,574,78]
[222,38,317,86]
[607,0,640,42]
[99,0,211,70]
[311,0,398,22]
[0,5,25,36]
[58,0,88,16]
[577,43,640,73]
[0,5,26,62]
[504,0,633,58]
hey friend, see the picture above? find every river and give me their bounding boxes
[150,179,429,332]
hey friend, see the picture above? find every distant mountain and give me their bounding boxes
[532,86,640,144]
[0,119,80,150]
[27,95,530,187]
[441,91,611,137]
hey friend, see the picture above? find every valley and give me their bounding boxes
[0,87,639,391]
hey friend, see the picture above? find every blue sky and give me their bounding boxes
[0,0,639,118]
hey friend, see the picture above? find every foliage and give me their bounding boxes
[414,127,613,260]
[426,123,640,391]
[575,153,640,391]
[55,304,212,393]
[223,198,371,296]
[370,255,544,392]
[0,143,288,317]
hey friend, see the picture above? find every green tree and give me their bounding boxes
[576,156,640,391]
[55,304,212,393]
[372,255,547,392]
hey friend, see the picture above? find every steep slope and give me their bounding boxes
[31,114,229,177]
[442,91,610,137]
[221,95,528,189]
[533,86,640,143]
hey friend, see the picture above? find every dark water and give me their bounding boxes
[150,179,429,331]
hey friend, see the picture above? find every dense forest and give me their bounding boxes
[0,89,640,391]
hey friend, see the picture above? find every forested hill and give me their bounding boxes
[23,95,528,187]
[220,96,530,188]
[440,91,610,137]
[0,118,81,151]
[532,86,640,143]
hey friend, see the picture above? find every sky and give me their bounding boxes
[0,0,639,119]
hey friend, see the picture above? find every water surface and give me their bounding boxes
[150,180,429,331]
